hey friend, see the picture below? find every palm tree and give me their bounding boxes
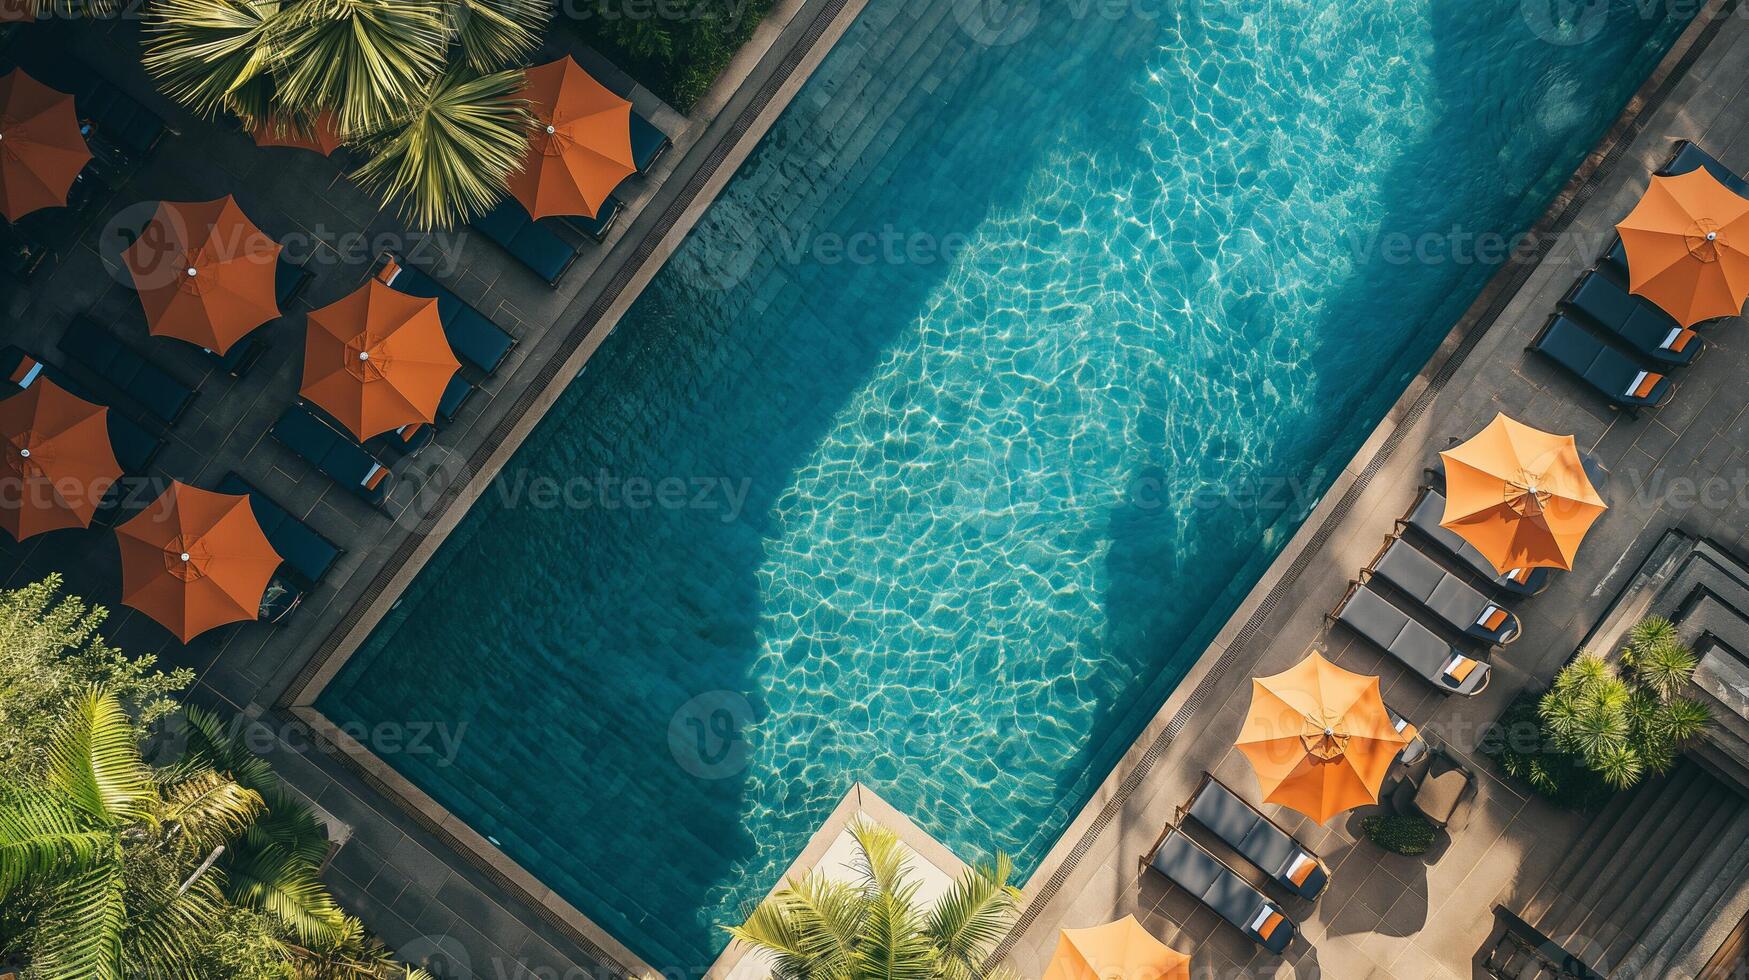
[268,0,453,135]
[448,0,552,70]
[1540,628,1711,790]
[352,66,534,228]
[141,0,285,125]
[728,819,1021,980]
[0,688,262,980]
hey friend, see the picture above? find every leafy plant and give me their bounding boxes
[1481,691,1614,811]
[268,0,452,135]
[351,66,534,229]
[1538,619,1710,790]
[1361,813,1435,856]
[447,0,551,71]
[141,0,284,124]
[727,818,1021,980]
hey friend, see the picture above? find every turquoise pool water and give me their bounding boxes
[320,0,1685,970]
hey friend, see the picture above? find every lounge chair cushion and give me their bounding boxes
[1336,584,1489,695]
[1531,315,1670,408]
[59,317,195,426]
[1373,538,1518,643]
[631,111,669,172]
[1149,830,1293,953]
[473,199,580,284]
[216,473,340,585]
[1563,271,1696,364]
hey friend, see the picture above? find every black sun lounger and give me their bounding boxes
[1400,487,1549,596]
[471,199,584,285]
[562,196,622,242]
[631,110,670,173]
[1528,315,1674,411]
[1561,271,1702,366]
[372,252,515,376]
[216,472,342,622]
[1182,773,1328,901]
[59,317,196,427]
[1146,827,1295,953]
[1367,537,1521,646]
[1331,582,1491,696]
[270,405,393,508]
[0,348,163,475]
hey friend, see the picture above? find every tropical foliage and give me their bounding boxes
[727,819,1021,980]
[1361,813,1434,856]
[1481,691,1613,811]
[0,577,427,980]
[140,0,552,227]
[1538,618,1711,790]
[561,0,774,112]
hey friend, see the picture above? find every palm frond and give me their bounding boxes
[31,862,128,980]
[448,0,552,70]
[142,0,284,123]
[268,0,450,135]
[848,818,913,899]
[850,888,935,980]
[351,67,533,229]
[927,853,1020,972]
[0,788,118,898]
[46,689,152,825]
[1630,639,1698,702]
[157,769,263,856]
[224,841,345,944]
[122,871,230,980]
[180,705,280,795]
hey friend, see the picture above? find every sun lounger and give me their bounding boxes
[58,317,196,427]
[0,347,163,475]
[1366,537,1522,646]
[1561,271,1701,365]
[1181,772,1328,901]
[438,375,473,423]
[1331,582,1491,696]
[365,421,435,458]
[471,199,584,285]
[277,253,313,307]
[1527,314,1673,411]
[1145,827,1295,953]
[371,252,515,376]
[1399,486,1549,596]
[631,110,670,173]
[4,47,166,161]
[562,196,622,242]
[216,472,342,622]
[270,404,393,508]
[1385,703,1428,767]
[215,473,340,586]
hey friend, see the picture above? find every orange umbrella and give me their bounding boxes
[1439,413,1606,573]
[0,68,92,222]
[1043,916,1190,980]
[508,57,636,220]
[251,113,343,155]
[301,279,459,440]
[122,196,283,354]
[1236,651,1408,824]
[1616,168,1749,326]
[0,379,121,539]
[115,482,283,643]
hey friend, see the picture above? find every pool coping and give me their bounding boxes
[981,0,1738,963]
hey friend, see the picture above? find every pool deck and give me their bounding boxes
[991,2,1749,978]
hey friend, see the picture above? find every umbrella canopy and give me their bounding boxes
[1236,651,1408,824]
[0,68,91,222]
[508,57,636,220]
[1043,916,1190,980]
[115,482,283,643]
[122,196,283,354]
[300,279,460,440]
[1439,413,1607,573]
[0,378,121,540]
[251,113,343,156]
[1616,168,1749,326]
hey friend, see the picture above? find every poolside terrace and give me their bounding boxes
[995,2,1749,978]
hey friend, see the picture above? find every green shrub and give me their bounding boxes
[561,0,777,113]
[1480,691,1614,811]
[1362,813,1436,856]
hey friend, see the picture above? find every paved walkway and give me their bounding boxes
[994,4,1749,978]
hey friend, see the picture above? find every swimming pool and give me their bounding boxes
[319,0,1686,970]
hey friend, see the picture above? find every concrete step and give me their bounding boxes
[1520,764,1679,930]
[1615,800,1749,977]
[1600,778,1742,968]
